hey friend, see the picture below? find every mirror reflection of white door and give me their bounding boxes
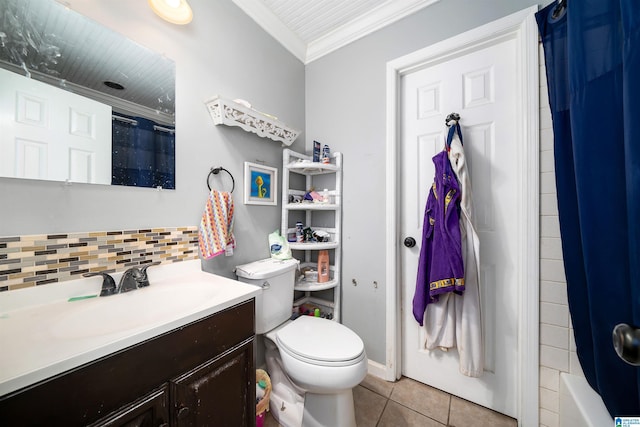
[0,68,111,184]
[400,35,520,417]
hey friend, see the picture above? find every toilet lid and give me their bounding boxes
[276,316,364,364]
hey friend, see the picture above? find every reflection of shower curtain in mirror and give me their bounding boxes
[111,115,175,189]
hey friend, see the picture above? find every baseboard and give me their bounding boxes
[367,359,392,380]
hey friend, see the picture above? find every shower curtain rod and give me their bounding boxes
[111,115,138,125]
[153,125,175,134]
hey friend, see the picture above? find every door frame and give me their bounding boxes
[383,6,540,426]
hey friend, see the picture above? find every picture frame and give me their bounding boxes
[244,162,278,206]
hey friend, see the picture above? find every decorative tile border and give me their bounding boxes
[0,227,199,292]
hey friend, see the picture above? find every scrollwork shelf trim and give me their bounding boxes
[205,96,300,146]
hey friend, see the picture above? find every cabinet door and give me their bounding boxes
[88,386,169,427]
[172,339,254,427]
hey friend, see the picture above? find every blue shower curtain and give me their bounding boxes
[537,0,640,417]
[112,114,175,189]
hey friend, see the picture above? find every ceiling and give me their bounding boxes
[232,0,440,64]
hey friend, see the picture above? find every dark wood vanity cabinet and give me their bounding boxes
[0,300,256,427]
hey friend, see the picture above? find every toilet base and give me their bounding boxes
[265,342,305,427]
[302,390,357,427]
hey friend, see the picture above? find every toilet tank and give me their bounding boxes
[235,258,299,334]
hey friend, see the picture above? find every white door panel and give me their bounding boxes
[401,36,519,417]
[0,68,111,184]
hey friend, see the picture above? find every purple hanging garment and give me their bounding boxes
[412,150,465,326]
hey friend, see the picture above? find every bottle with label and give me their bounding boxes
[317,250,330,283]
[313,141,321,162]
[296,221,304,243]
[322,145,331,164]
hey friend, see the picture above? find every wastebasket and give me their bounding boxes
[256,369,272,427]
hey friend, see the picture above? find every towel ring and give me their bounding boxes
[207,167,235,193]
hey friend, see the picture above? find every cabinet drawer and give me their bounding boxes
[88,385,169,427]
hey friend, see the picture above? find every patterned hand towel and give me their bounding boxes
[199,190,235,259]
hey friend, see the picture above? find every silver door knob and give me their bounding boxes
[613,323,640,366]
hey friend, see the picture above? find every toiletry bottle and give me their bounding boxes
[313,141,321,162]
[322,188,329,204]
[296,221,304,243]
[256,379,266,401]
[317,250,329,283]
[322,145,330,164]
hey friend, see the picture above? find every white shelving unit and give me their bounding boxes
[281,149,342,321]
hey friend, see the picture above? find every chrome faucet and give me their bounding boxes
[117,262,161,293]
[83,262,160,296]
[118,268,144,293]
[83,271,118,296]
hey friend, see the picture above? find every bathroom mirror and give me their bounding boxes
[0,0,176,188]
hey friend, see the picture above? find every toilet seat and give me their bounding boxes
[276,316,365,367]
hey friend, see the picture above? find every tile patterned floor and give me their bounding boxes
[264,374,517,427]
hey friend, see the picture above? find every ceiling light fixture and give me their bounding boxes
[148,0,193,25]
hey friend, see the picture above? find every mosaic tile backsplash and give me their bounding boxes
[0,226,199,292]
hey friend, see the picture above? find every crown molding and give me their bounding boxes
[233,0,439,64]
[306,0,440,63]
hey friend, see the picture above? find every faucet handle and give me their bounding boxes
[83,272,117,296]
[137,261,161,287]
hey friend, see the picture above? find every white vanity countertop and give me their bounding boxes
[0,260,259,397]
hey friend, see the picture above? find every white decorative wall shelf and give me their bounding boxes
[205,95,300,146]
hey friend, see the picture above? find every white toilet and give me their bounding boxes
[235,258,367,427]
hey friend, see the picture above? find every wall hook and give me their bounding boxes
[445,112,460,127]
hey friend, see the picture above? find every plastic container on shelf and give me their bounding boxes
[322,145,331,164]
[317,250,329,283]
[295,221,304,243]
[295,302,334,319]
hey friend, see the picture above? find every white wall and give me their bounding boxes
[538,44,583,427]
[0,0,305,276]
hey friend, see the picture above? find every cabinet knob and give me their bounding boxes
[177,406,190,419]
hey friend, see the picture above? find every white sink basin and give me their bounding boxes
[49,282,222,339]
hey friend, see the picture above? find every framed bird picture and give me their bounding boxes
[244,162,277,206]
